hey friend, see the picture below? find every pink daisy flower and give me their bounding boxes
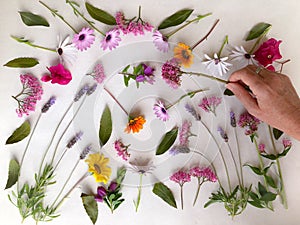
[72,27,95,51]
[100,29,122,51]
[153,100,169,121]
[153,30,169,53]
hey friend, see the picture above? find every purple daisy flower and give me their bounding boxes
[153,30,169,53]
[72,27,95,51]
[153,100,169,121]
[100,29,122,51]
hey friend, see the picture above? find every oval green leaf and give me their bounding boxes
[152,182,177,208]
[6,121,31,145]
[246,22,271,41]
[156,127,178,155]
[273,128,283,140]
[85,2,116,25]
[158,9,193,30]
[5,159,20,189]
[19,11,49,27]
[4,57,39,68]
[99,105,112,147]
[81,194,98,224]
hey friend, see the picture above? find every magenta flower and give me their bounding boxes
[161,59,182,89]
[115,11,128,34]
[100,29,122,51]
[41,63,72,85]
[153,100,169,121]
[13,74,43,117]
[238,111,261,136]
[136,64,155,84]
[153,30,169,53]
[179,120,192,146]
[282,138,292,148]
[72,27,95,51]
[254,38,282,67]
[258,143,266,153]
[198,96,222,116]
[114,139,130,161]
[95,186,107,202]
[87,63,106,84]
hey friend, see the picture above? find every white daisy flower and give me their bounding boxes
[57,36,78,66]
[202,53,232,76]
[229,46,258,69]
[128,158,155,175]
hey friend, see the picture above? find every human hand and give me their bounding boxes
[226,65,300,140]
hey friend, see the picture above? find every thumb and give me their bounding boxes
[226,82,259,113]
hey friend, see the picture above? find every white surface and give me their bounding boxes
[0,0,300,225]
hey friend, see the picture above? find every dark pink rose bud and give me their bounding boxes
[254,38,282,67]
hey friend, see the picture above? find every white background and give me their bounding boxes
[0,0,300,225]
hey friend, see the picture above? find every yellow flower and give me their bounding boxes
[85,153,111,183]
[124,116,146,133]
[173,42,194,68]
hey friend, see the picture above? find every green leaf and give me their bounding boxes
[265,175,277,189]
[158,9,193,30]
[261,153,277,160]
[81,194,98,224]
[85,2,116,25]
[261,192,277,202]
[258,182,267,196]
[248,200,264,208]
[4,57,39,68]
[19,11,49,27]
[246,22,271,41]
[156,127,178,155]
[116,167,126,185]
[204,199,218,208]
[273,128,283,140]
[245,164,263,175]
[152,182,177,208]
[99,105,112,147]
[6,121,31,144]
[278,147,291,158]
[5,159,20,189]
[223,88,234,96]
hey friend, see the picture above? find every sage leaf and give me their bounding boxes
[156,127,178,155]
[19,11,49,27]
[258,182,267,196]
[158,9,193,30]
[261,192,277,202]
[265,175,277,189]
[245,164,263,175]
[223,88,234,96]
[273,128,283,140]
[81,194,98,224]
[5,159,20,189]
[85,2,116,25]
[246,22,271,41]
[248,200,264,208]
[6,121,31,145]
[152,182,177,208]
[99,105,112,147]
[4,57,39,68]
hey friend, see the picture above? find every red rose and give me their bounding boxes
[254,38,282,67]
[41,63,72,85]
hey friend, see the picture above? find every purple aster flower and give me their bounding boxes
[198,96,222,116]
[72,27,95,51]
[95,186,107,202]
[100,29,121,51]
[114,139,130,161]
[161,59,182,89]
[238,111,261,136]
[185,103,201,121]
[153,30,169,53]
[153,100,170,121]
[217,127,228,142]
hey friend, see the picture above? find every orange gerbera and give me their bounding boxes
[173,42,194,68]
[125,116,146,133]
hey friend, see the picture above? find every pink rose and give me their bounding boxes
[254,38,282,67]
[41,64,72,85]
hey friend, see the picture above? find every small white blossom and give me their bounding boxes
[229,46,258,69]
[57,36,78,66]
[202,53,232,76]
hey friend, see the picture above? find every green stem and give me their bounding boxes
[11,36,56,52]
[184,71,228,84]
[268,125,288,209]
[217,35,228,58]
[191,19,220,50]
[193,179,204,206]
[226,143,242,187]
[234,128,244,187]
[66,0,105,36]
[249,27,271,54]
[39,1,77,33]
[104,86,129,116]
[166,88,208,109]
[134,173,143,212]
[165,13,212,38]
[17,113,42,192]
[200,120,232,192]
[180,184,184,210]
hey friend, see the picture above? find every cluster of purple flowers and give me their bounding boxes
[161,59,182,89]
[114,140,131,161]
[199,96,222,116]
[238,111,261,136]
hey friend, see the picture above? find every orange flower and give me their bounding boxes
[173,42,194,68]
[125,116,146,133]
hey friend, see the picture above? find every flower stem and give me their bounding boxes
[11,36,56,52]
[193,178,204,206]
[166,88,208,109]
[103,86,129,116]
[191,19,220,50]
[180,184,184,210]
[66,0,105,36]
[165,13,212,38]
[217,35,229,58]
[226,143,242,187]
[268,125,288,209]
[249,26,271,54]
[134,173,143,212]
[184,71,228,84]
[234,128,244,187]
[17,114,42,192]
[39,1,78,33]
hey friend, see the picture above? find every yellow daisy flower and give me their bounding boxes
[173,42,194,68]
[85,153,111,183]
